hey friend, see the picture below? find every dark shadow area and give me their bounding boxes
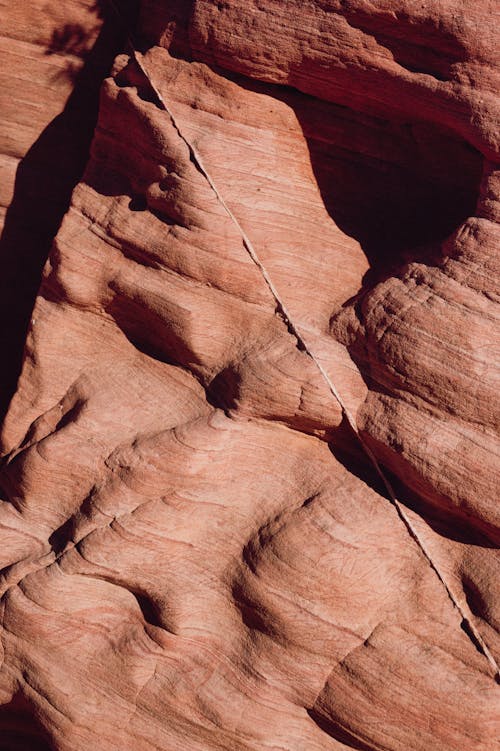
[340,7,468,82]
[297,111,483,286]
[47,22,94,58]
[328,429,499,549]
[48,515,76,555]
[462,576,490,624]
[307,709,375,751]
[231,579,279,639]
[136,0,195,57]
[460,618,491,659]
[0,693,53,751]
[104,290,202,371]
[132,589,166,630]
[194,63,483,288]
[44,19,101,84]
[48,483,95,554]
[129,193,149,211]
[328,419,387,496]
[386,468,499,548]
[0,0,138,429]
[205,366,240,412]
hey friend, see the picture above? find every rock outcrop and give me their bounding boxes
[0,2,499,750]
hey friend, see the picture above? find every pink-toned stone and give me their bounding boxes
[0,2,499,750]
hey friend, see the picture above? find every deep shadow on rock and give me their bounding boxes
[301,116,483,285]
[188,63,483,286]
[0,693,52,751]
[0,0,138,426]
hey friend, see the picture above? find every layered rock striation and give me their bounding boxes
[0,2,499,750]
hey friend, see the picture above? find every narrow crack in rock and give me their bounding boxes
[101,0,500,684]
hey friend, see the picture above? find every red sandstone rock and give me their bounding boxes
[0,2,499,750]
[0,0,136,419]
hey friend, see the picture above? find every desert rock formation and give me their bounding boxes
[0,2,499,750]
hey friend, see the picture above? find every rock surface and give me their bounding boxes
[0,1,499,750]
[0,0,137,421]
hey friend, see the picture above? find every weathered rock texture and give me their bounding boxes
[0,1,499,749]
[0,0,137,421]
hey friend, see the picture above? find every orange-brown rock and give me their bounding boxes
[0,2,499,750]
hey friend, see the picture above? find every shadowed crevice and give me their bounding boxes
[0,0,138,430]
[181,62,483,286]
[307,708,379,751]
[0,693,53,751]
[338,6,469,82]
[299,113,483,286]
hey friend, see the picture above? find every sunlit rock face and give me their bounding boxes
[0,2,499,750]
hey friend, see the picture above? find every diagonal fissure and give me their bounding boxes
[103,0,500,683]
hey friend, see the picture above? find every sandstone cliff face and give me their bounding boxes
[0,2,499,750]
